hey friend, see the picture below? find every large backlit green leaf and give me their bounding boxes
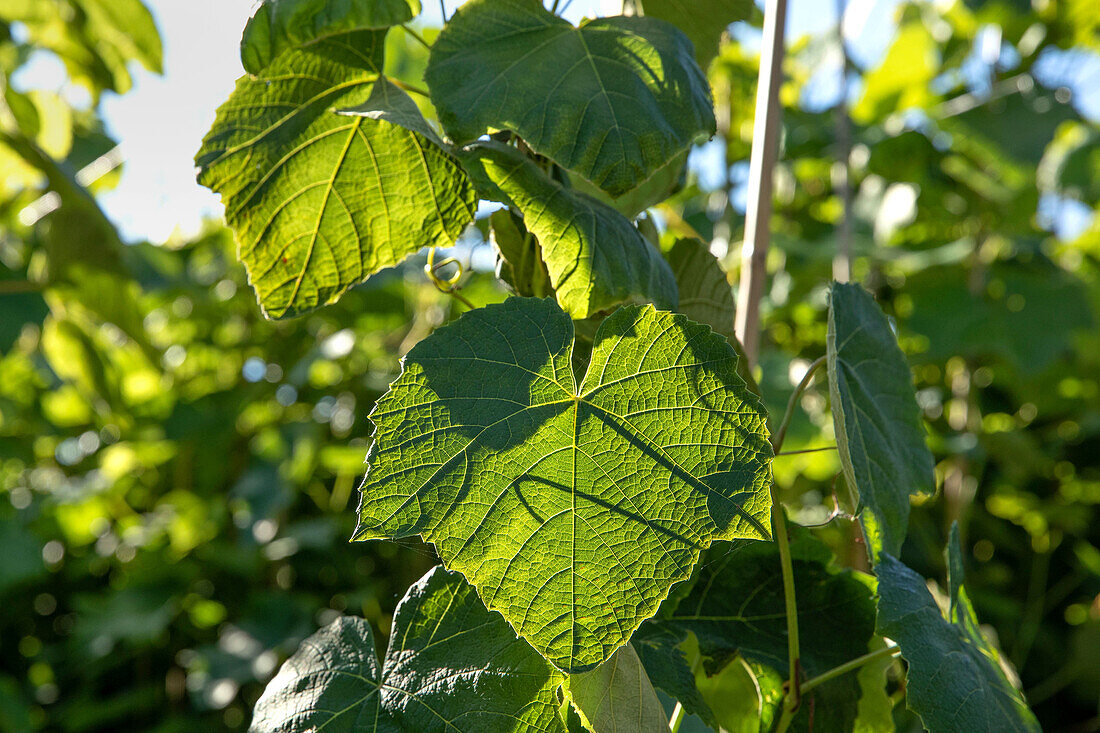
[632,0,754,68]
[251,565,566,733]
[647,533,879,732]
[196,34,476,319]
[426,0,716,197]
[876,526,1040,732]
[241,0,420,74]
[355,297,772,672]
[827,282,934,558]
[463,142,678,319]
[566,644,669,733]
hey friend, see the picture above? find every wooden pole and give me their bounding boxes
[734,0,789,367]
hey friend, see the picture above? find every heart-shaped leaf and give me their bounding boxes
[355,297,772,672]
[240,0,421,74]
[251,566,567,733]
[196,34,476,319]
[426,0,715,197]
[462,141,678,319]
[827,282,934,558]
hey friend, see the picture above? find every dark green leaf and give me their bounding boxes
[426,0,715,197]
[648,532,879,732]
[251,566,566,733]
[355,297,772,672]
[196,36,477,319]
[827,282,934,558]
[0,522,44,595]
[875,526,1040,732]
[632,626,717,729]
[241,0,420,74]
[462,142,678,319]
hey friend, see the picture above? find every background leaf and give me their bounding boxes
[356,297,772,672]
[631,0,754,68]
[645,533,880,732]
[566,644,669,733]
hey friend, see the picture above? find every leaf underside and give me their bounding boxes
[196,30,476,319]
[566,644,669,733]
[355,297,772,672]
[251,566,566,733]
[827,282,934,558]
[426,0,716,197]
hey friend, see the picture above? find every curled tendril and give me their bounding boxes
[425,247,474,310]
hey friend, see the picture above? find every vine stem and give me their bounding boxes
[388,78,430,98]
[734,0,789,367]
[800,644,901,695]
[770,492,802,731]
[402,24,432,51]
[765,353,823,731]
[0,280,43,295]
[770,356,826,454]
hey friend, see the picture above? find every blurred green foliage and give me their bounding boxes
[0,0,1098,731]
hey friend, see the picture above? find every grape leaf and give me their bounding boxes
[566,644,669,733]
[196,34,476,319]
[875,526,1040,732]
[632,0,754,68]
[355,297,772,672]
[251,565,567,733]
[827,282,934,558]
[425,0,715,197]
[462,142,678,319]
[646,532,879,732]
[240,0,420,74]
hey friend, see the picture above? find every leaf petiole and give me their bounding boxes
[402,24,432,51]
[771,356,826,454]
[800,644,901,695]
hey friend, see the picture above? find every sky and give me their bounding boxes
[8,0,991,244]
[19,0,867,243]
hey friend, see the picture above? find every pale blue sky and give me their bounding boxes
[64,0,852,242]
[24,0,1095,243]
